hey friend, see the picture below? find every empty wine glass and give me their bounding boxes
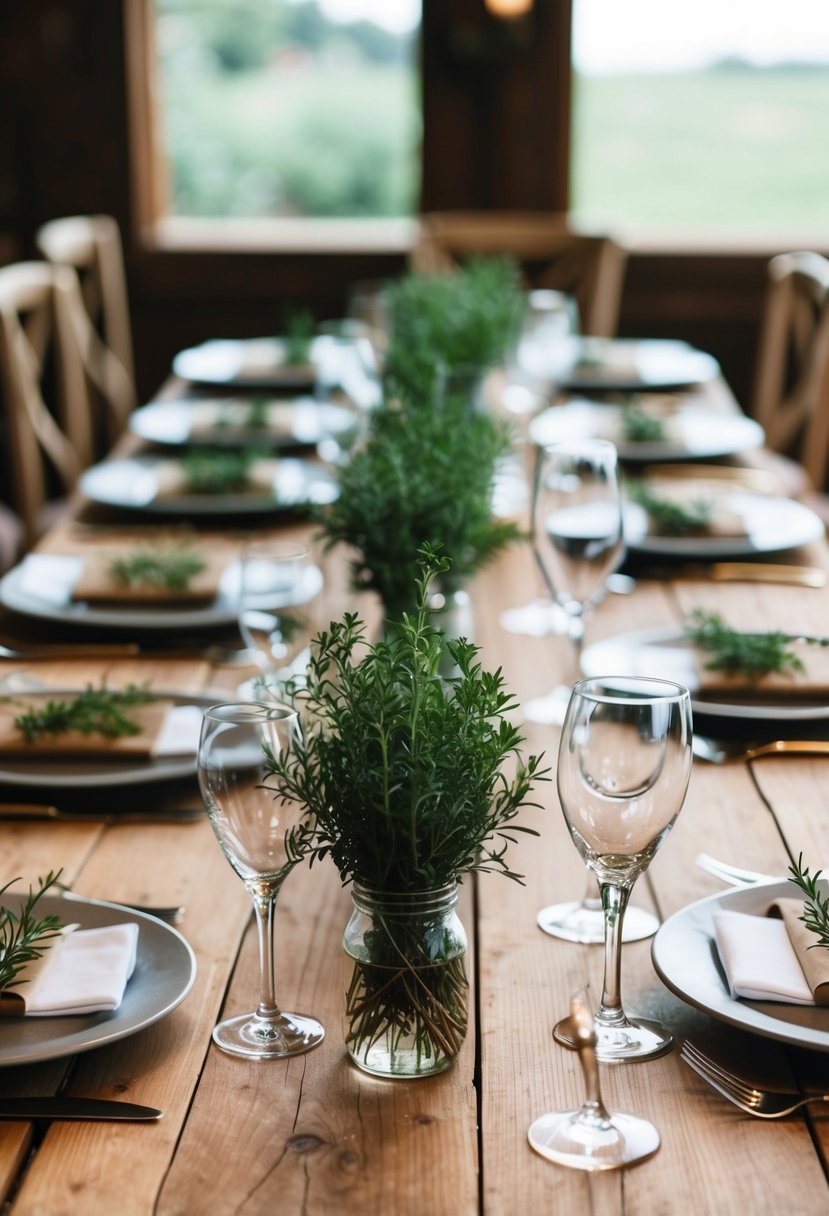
[198,701,324,1059]
[554,677,693,1062]
[502,289,578,418]
[524,439,624,724]
[237,539,323,701]
[528,990,660,1170]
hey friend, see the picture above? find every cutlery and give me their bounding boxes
[693,735,829,764]
[695,852,778,886]
[641,463,782,493]
[637,562,826,587]
[0,642,141,660]
[0,1097,162,1122]
[0,802,203,824]
[681,1040,829,1118]
[60,891,186,923]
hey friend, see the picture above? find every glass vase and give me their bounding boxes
[342,882,468,1079]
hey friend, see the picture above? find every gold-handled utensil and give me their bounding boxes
[693,736,829,764]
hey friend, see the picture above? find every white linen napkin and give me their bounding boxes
[152,704,204,758]
[3,923,139,1016]
[712,909,813,1004]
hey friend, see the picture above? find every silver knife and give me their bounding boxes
[0,1097,162,1121]
[0,803,202,824]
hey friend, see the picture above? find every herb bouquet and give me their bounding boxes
[268,550,547,1077]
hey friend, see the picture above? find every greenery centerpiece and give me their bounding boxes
[317,391,520,622]
[268,549,547,1077]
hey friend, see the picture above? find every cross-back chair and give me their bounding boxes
[751,250,829,494]
[410,211,628,337]
[35,214,136,447]
[0,262,92,546]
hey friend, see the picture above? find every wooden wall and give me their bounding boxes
[0,0,804,412]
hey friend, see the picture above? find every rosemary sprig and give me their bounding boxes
[685,609,829,679]
[626,481,714,536]
[110,542,207,592]
[620,404,666,442]
[283,309,315,365]
[181,447,261,494]
[247,397,270,429]
[788,854,829,949]
[14,684,156,743]
[0,871,64,993]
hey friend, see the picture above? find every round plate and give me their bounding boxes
[580,626,829,722]
[0,554,323,632]
[79,456,338,517]
[129,397,357,450]
[0,690,213,789]
[0,895,196,1066]
[529,401,764,463]
[652,880,829,1052]
[623,491,825,558]
[560,338,721,393]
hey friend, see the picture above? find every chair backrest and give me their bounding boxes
[410,211,628,337]
[0,262,91,545]
[35,214,136,444]
[751,251,829,491]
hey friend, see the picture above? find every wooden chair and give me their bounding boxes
[0,262,92,546]
[410,211,628,336]
[35,214,136,447]
[751,251,829,494]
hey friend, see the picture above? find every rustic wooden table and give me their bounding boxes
[0,381,828,1214]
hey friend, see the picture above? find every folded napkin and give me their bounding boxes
[237,339,315,384]
[188,400,299,440]
[573,338,640,380]
[713,898,829,1005]
[637,478,748,538]
[153,458,280,499]
[0,698,199,760]
[695,639,829,698]
[70,548,227,604]
[0,922,139,1016]
[596,409,685,446]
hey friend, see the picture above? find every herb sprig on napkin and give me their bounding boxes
[181,448,263,495]
[620,404,666,443]
[110,542,207,593]
[789,854,829,949]
[685,609,829,679]
[0,871,63,994]
[13,684,156,743]
[627,481,713,536]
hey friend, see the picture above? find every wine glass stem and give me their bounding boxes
[252,891,281,1020]
[597,880,631,1027]
[562,611,586,688]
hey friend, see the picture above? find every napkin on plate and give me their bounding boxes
[0,698,199,760]
[153,458,280,499]
[635,478,748,538]
[71,548,227,604]
[0,922,139,1016]
[694,639,829,698]
[713,898,829,1005]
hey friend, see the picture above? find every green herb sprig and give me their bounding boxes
[110,542,207,592]
[268,546,548,892]
[788,853,829,949]
[283,309,315,365]
[626,481,714,536]
[13,684,156,744]
[685,609,829,679]
[0,871,64,994]
[181,447,262,495]
[620,404,666,443]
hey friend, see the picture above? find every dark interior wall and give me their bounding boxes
[0,0,794,412]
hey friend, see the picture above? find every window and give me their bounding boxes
[570,0,829,241]
[151,0,421,222]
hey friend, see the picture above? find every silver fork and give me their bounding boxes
[681,1040,829,1118]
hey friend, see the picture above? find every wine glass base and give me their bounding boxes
[523,685,573,725]
[213,1011,325,1060]
[537,901,659,945]
[554,1015,672,1063]
[499,599,567,638]
[528,1108,660,1170]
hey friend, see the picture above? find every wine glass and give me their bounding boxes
[198,701,324,1059]
[554,676,693,1062]
[528,990,660,1170]
[237,539,322,701]
[524,438,624,724]
[502,289,578,418]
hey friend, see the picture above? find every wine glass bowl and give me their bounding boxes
[237,539,322,700]
[554,677,693,1062]
[198,701,324,1059]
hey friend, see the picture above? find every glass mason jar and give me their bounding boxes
[342,882,469,1079]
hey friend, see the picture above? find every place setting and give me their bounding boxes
[129,394,361,451]
[556,336,722,395]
